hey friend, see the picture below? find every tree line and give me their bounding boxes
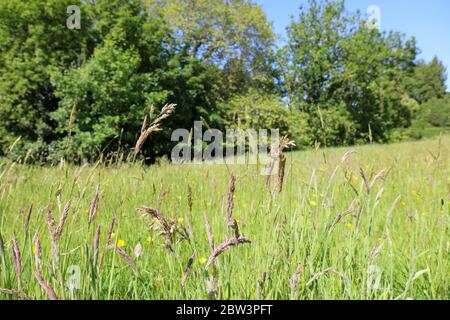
[0,0,447,163]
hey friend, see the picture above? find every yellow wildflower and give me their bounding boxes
[146,236,154,244]
[309,201,317,207]
[199,256,207,266]
[117,239,125,248]
[32,245,37,255]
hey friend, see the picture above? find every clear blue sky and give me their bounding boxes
[256,0,450,90]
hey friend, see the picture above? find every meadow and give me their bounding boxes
[0,136,448,300]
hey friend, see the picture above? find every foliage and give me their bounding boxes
[222,91,311,148]
[426,97,450,128]
[0,0,92,158]
[0,0,448,163]
[280,0,418,145]
[390,95,450,142]
[407,57,447,104]
[0,0,278,162]
[147,0,278,94]
[0,137,448,299]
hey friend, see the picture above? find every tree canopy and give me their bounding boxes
[407,57,447,104]
[279,0,417,145]
[0,0,447,163]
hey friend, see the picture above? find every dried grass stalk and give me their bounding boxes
[156,189,169,209]
[327,199,357,235]
[183,211,193,239]
[265,136,295,192]
[341,150,357,163]
[375,187,384,202]
[205,236,251,270]
[135,103,177,154]
[0,231,6,269]
[369,240,384,264]
[57,201,71,238]
[265,140,279,188]
[277,136,295,193]
[257,272,267,298]
[46,209,57,238]
[24,204,33,234]
[226,174,236,226]
[106,218,116,245]
[360,168,370,194]
[306,267,349,287]
[277,153,287,193]
[204,212,215,252]
[11,236,21,289]
[88,185,100,226]
[134,242,142,259]
[93,225,101,265]
[117,248,137,273]
[0,288,31,300]
[359,168,389,195]
[99,218,115,268]
[136,207,189,250]
[289,264,303,299]
[34,271,58,300]
[181,254,195,288]
[187,185,193,213]
[33,234,42,271]
[46,204,70,266]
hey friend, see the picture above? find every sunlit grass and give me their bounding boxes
[0,136,448,300]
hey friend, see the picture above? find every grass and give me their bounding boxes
[0,135,448,300]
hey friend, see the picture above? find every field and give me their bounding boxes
[0,136,448,300]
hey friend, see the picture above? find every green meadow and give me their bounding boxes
[0,136,448,300]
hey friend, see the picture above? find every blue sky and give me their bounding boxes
[256,0,450,90]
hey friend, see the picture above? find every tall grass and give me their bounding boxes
[0,136,448,300]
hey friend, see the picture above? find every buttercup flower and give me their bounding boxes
[117,239,125,248]
[198,256,207,266]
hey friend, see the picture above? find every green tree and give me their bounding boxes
[52,0,224,162]
[407,57,447,104]
[222,91,311,147]
[280,0,417,145]
[147,0,278,95]
[0,0,227,162]
[0,0,92,157]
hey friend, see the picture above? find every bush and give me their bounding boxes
[222,92,311,149]
[425,97,450,127]
[308,103,358,147]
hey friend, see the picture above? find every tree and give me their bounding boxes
[0,0,227,162]
[51,0,225,162]
[222,90,311,147]
[0,0,92,157]
[280,0,417,145]
[407,57,447,104]
[147,0,278,95]
[425,96,450,128]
